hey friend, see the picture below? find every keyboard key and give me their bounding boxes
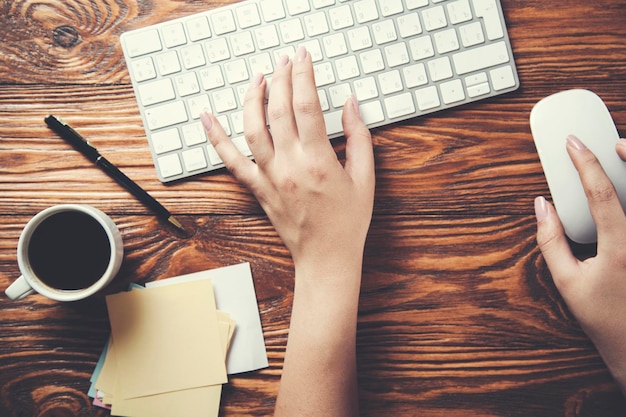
[335,55,360,80]
[324,110,344,135]
[397,13,422,38]
[212,88,238,113]
[211,10,237,35]
[379,70,403,95]
[422,6,447,31]
[434,28,460,54]
[259,0,286,22]
[490,65,516,91]
[157,154,183,178]
[329,5,354,30]
[472,0,504,40]
[406,0,429,9]
[447,0,473,24]
[452,40,509,75]
[381,0,404,17]
[186,16,211,41]
[138,79,175,107]
[145,101,188,131]
[314,62,336,86]
[199,66,225,90]
[181,44,206,69]
[354,76,379,100]
[348,27,373,52]
[255,25,281,49]
[130,57,156,82]
[467,82,490,98]
[182,147,208,172]
[459,22,485,47]
[329,83,352,108]
[231,31,256,56]
[225,59,250,84]
[151,128,182,154]
[384,93,416,119]
[287,0,311,15]
[236,3,262,28]
[427,56,453,81]
[360,49,385,74]
[182,122,208,146]
[385,42,410,68]
[415,85,440,110]
[304,11,330,37]
[174,73,200,97]
[155,51,182,76]
[440,79,465,104]
[189,90,211,113]
[409,35,435,61]
[161,23,187,48]
[124,30,162,58]
[372,20,398,45]
[322,33,348,57]
[360,101,385,125]
[206,38,231,63]
[353,0,379,24]
[403,63,428,88]
[279,18,305,43]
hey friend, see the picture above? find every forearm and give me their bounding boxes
[274,259,363,417]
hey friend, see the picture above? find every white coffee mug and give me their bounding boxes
[6,204,124,302]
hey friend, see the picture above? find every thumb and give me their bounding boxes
[342,96,375,188]
[615,138,626,161]
[534,196,580,295]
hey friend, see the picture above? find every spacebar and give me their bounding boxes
[452,41,510,75]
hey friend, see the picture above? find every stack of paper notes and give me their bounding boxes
[88,263,268,417]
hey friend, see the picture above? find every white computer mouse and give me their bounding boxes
[530,89,626,244]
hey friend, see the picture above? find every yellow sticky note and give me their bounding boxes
[109,308,233,417]
[106,279,227,399]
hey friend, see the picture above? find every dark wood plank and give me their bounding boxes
[1,0,626,416]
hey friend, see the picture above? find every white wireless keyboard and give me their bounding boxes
[121,0,519,182]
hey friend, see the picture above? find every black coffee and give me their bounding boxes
[28,211,111,290]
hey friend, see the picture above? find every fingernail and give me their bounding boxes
[277,54,290,68]
[295,46,307,62]
[349,94,361,115]
[200,112,212,131]
[534,196,549,222]
[618,138,626,147]
[566,134,587,151]
[251,72,264,88]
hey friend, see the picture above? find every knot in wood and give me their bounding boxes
[53,25,81,48]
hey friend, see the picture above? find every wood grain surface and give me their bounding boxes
[1,0,626,416]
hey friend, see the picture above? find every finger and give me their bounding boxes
[291,46,328,148]
[201,112,257,186]
[534,196,580,294]
[616,138,626,161]
[567,135,626,245]
[266,55,297,147]
[243,73,274,167]
[342,96,375,191]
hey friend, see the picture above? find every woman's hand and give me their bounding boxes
[535,135,626,394]
[201,46,374,276]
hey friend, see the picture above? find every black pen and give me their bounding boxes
[44,115,185,232]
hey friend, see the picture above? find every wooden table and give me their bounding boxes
[1,0,625,416]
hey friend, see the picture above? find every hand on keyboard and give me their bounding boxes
[200,46,375,266]
[200,44,375,417]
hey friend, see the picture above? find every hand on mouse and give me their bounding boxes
[201,46,374,417]
[535,134,626,395]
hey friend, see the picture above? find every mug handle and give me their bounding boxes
[5,275,35,300]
